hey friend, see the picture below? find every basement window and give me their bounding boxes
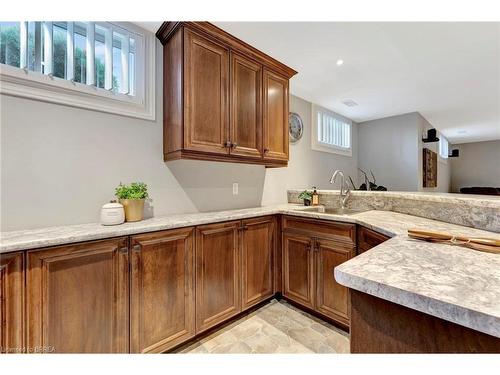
[0,21,154,120]
[311,104,352,156]
[439,135,449,162]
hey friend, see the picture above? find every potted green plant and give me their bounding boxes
[298,190,313,206]
[115,182,149,222]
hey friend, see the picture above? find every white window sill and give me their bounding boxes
[311,142,352,157]
[0,27,155,121]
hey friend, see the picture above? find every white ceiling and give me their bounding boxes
[138,22,500,144]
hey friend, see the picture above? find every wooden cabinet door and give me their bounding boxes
[27,238,129,353]
[230,52,263,158]
[195,221,241,333]
[130,228,195,353]
[282,232,314,309]
[263,69,289,161]
[315,238,354,326]
[1,252,24,353]
[357,226,390,254]
[184,29,230,155]
[241,216,274,310]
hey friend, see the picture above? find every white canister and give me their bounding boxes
[100,201,125,226]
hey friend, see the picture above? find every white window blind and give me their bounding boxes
[0,21,154,120]
[439,136,449,159]
[311,104,352,156]
[317,111,351,149]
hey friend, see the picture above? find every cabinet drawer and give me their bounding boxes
[357,226,390,254]
[282,215,355,245]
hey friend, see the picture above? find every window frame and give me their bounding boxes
[311,103,353,156]
[0,22,155,120]
[438,134,449,164]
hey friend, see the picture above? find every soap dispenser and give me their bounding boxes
[312,187,320,206]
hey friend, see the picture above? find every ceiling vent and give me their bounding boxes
[342,99,358,107]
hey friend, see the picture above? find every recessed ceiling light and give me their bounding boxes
[457,130,467,134]
[336,59,344,66]
[342,99,358,107]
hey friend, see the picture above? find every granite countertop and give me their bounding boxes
[0,204,290,253]
[1,204,499,338]
[288,189,500,233]
[287,189,500,206]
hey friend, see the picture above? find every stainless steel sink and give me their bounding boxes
[300,206,365,215]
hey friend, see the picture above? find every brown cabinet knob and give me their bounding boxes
[231,143,238,149]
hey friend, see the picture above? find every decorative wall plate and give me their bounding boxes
[289,112,304,143]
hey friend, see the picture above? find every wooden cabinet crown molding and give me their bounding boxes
[156,22,298,79]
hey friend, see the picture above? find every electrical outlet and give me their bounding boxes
[232,183,239,195]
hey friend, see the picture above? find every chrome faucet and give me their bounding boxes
[329,170,351,209]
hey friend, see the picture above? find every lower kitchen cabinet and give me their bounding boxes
[130,228,195,353]
[241,216,275,310]
[357,226,390,253]
[315,238,355,326]
[27,238,129,353]
[7,214,374,353]
[1,251,25,353]
[195,221,241,333]
[282,216,356,327]
[282,232,315,309]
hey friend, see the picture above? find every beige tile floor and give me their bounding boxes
[174,299,350,354]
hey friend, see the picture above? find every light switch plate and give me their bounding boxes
[232,183,239,195]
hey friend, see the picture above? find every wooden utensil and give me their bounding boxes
[408,229,500,255]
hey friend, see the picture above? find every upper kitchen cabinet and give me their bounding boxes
[263,69,289,162]
[156,22,297,167]
[183,29,230,155]
[230,52,263,159]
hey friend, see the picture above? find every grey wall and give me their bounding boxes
[450,140,500,192]
[357,112,451,192]
[357,113,420,191]
[0,43,260,230]
[416,113,451,193]
[262,95,359,205]
[0,42,358,230]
